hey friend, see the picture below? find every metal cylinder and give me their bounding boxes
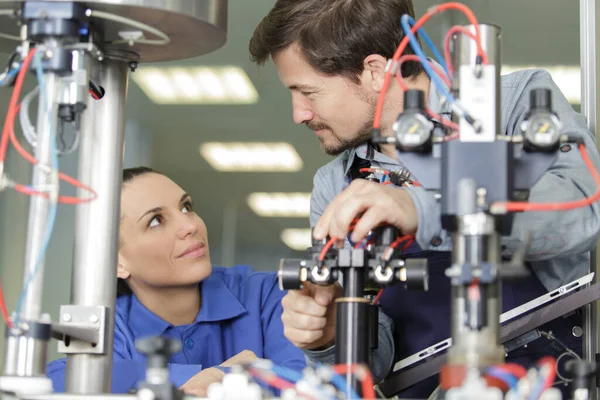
[19,71,59,322]
[3,336,48,376]
[65,59,128,394]
[451,24,502,134]
[335,267,369,396]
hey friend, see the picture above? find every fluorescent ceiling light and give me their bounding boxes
[131,66,259,104]
[502,65,580,104]
[281,228,313,251]
[247,192,311,217]
[200,142,303,172]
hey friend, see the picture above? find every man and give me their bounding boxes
[249,0,600,397]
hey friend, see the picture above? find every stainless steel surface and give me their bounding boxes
[453,23,501,135]
[20,71,59,322]
[580,1,600,399]
[393,273,595,372]
[65,59,128,394]
[54,305,108,353]
[3,336,47,376]
[0,0,227,62]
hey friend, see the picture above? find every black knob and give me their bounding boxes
[278,258,305,290]
[530,88,552,111]
[135,336,182,369]
[566,359,597,391]
[404,90,426,112]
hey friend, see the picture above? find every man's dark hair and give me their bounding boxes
[249,0,423,83]
[117,166,159,297]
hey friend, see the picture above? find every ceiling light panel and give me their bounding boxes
[247,193,311,217]
[502,65,580,104]
[200,142,303,172]
[281,228,313,251]
[132,66,259,104]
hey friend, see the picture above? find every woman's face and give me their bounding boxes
[118,173,212,291]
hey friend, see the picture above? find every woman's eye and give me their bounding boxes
[182,202,193,213]
[148,216,161,228]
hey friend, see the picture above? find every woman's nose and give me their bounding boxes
[176,219,198,240]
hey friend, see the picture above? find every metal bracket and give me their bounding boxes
[54,305,108,354]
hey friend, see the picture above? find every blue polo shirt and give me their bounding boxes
[46,265,306,393]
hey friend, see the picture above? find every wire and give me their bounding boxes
[87,9,170,46]
[318,237,337,262]
[373,2,485,130]
[401,15,464,118]
[527,357,557,400]
[373,289,384,305]
[14,49,60,325]
[492,144,600,213]
[443,26,480,78]
[332,364,376,400]
[0,281,13,328]
[484,367,519,391]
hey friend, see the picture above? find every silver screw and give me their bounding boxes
[572,326,583,338]
[62,313,72,322]
[89,314,99,323]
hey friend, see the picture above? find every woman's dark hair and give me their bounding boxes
[117,166,159,297]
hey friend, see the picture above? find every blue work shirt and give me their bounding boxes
[46,265,306,393]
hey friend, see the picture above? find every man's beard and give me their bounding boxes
[308,104,376,156]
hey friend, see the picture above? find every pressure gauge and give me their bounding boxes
[521,88,562,151]
[393,89,434,152]
[393,112,434,150]
[521,112,562,150]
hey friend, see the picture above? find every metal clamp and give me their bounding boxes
[54,305,109,354]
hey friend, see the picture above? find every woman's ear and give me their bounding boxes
[117,257,130,280]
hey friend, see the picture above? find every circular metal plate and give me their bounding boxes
[0,0,227,62]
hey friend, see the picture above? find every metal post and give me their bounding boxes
[580,1,600,398]
[65,59,129,394]
[19,72,59,323]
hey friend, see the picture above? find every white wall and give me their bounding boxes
[0,118,153,365]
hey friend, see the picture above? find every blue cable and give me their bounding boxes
[14,50,59,325]
[400,15,462,115]
[406,22,450,79]
[0,66,20,86]
[269,364,303,383]
[485,367,519,391]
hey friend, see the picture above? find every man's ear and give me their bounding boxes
[362,54,388,92]
[117,257,130,280]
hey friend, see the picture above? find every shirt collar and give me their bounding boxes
[345,59,450,171]
[128,272,247,338]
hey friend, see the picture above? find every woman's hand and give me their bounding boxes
[179,350,259,396]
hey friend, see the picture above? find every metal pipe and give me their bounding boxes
[19,72,59,323]
[65,59,129,394]
[335,267,369,396]
[580,1,599,398]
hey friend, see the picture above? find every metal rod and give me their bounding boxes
[19,72,59,323]
[65,59,129,394]
[580,1,599,397]
[335,267,369,396]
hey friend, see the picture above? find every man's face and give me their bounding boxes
[273,45,378,155]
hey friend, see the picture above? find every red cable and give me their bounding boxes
[332,364,376,400]
[373,289,384,305]
[1,49,36,164]
[318,237,337,262]
[444,26,479,77]
[426,108,460,132]
[494,144,600,212]
[373,2,485,130]
[492,363,527,379]
[0,49,97,204]
[359,167,390,175]
[0,281,13,328]
[537,356,557,389]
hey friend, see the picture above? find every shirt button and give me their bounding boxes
[560,144,571,153]
[430,236,442,247]
[184,338,194,349]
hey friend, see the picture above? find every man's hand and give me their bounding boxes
[179,350,259,396]
[281,281,342,349]
[313,180,418,244]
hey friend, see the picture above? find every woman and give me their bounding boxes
[47,167,306,396]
